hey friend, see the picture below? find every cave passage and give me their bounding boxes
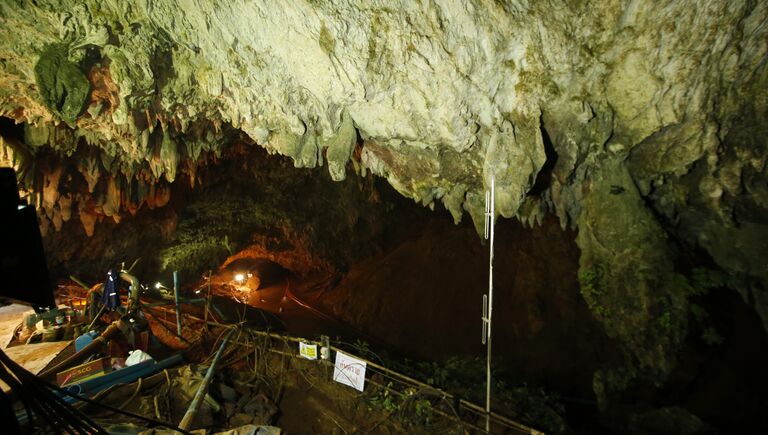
[1,133,766,434]
[1,1,767,433]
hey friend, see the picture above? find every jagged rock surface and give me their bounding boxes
[0,0,766,397]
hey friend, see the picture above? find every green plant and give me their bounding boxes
[158,192,268,275]
[411,356,487,401]
[679,270,727,347]
[689,303,707,322]
[369,381,400,413]
[578,264,609,318]
[222,235,234,255]
[578,268,600,294]
[408,397,434,426]
[364,353,567,433]
[691,267,729,291]
[657,311,674,335]
[352,339,371,355]
[701,327,724,346]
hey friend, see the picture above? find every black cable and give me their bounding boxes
[1,353,70,431]
[18,369,100,434]
[0,349,106,434]
[11,372,100,434]
[0,351,66,432]
[44,382,194,435]
[0,362,38,429]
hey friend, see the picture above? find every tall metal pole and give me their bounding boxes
[483,177,495,433]
[173,271,182,336]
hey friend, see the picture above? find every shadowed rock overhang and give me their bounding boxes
[0,0,766,400]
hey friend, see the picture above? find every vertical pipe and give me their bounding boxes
[486,177,495,433]
[119,272,140,310]
[173,271,182,336]
[178,328,235,430]
[204,270,212,325]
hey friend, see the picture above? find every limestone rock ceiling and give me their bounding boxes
[0,0,767,395]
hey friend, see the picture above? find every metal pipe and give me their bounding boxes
[38,321,123,379]
[178,328,235,430]
[125,257,141,274]
[68,275,92,291]
[486,177,495,433]
[173,271,182,336]
[119,271,141,310]
[86,304,107,331]
[64,354,184,398]
[204,271,212,325]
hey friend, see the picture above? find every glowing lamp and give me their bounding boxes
[234,273,245,283]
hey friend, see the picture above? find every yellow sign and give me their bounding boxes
[299,342,318,360]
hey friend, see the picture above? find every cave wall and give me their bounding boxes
[23,140,418,283]
[0,0,767,401]
[325,214,616,397]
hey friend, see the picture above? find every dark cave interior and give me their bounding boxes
[0,2,767,433]
[2,118,767,433]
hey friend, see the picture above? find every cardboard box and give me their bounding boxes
[56,357,112,387]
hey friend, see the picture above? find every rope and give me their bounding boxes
[221,328,536,434]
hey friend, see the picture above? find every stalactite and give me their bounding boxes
[102,176,121,217]
[78,201,97,237]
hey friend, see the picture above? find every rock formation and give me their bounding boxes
[0,0,766,404]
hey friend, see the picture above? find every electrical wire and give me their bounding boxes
[1,344,192,434]
[43,381,193,435]
[0,348,106,434]
[1,349,97,433]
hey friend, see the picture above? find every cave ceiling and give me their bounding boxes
[0,0,767,393]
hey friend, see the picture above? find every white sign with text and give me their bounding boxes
[332,351,366,392]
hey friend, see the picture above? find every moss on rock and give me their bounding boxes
[34,44,90,126]
[577,157,691,406]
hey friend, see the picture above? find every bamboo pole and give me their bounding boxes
[178,328,235,430]
[237,328,538,434]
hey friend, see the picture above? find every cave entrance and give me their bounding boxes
[222,257,289,292]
